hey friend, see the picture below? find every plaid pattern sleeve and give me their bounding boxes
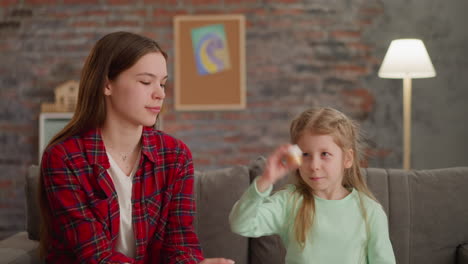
[161,141,204,264]
[41,143,134,263]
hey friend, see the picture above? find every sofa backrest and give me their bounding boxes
[363,167,468,264]
[194,165,251,264]
[25,163,468,264]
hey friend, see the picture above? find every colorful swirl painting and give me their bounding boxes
[191,24,231,75]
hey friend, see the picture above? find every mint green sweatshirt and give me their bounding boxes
[229,179,396,264]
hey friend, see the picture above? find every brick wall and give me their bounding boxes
[1,0,467,239]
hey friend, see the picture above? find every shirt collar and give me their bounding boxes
[140,126,158,163]
[82,126,158,169]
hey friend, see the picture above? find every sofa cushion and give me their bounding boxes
[194,165,250,264]
[363,167,410,264]
[248,156,287,264]
[361,168,390,214]
[363,167,468,264]
[458,244,468,264]
[0,231,42,264]
[408,167,468,264]
[26,165,41,241]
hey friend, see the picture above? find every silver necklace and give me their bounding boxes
[118,150,134,162]
[105,142,141,162]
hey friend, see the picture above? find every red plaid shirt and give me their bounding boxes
[41,126,204,263]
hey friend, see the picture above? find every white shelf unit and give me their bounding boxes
[38,112,73,163]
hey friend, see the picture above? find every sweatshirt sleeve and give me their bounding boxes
[367,205,396,264]
[229,178,289,238]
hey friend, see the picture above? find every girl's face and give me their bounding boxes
[104,52,167,127]
[297,132,353,198]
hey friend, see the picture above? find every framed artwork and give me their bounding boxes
[174,14,246,110]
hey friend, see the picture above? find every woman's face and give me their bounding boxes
[104,52,167,127]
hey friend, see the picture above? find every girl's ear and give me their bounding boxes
[104,79,112,96]
[344,149,354,169]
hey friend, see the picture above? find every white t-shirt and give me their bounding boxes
[106,152,141,258]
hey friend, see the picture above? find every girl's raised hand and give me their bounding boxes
[256,144,300,192]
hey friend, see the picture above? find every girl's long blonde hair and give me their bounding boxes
[289,107,376,249]
[38,32,167,257]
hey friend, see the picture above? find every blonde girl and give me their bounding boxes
[230,107,395,264]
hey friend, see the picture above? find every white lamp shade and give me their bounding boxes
[378,39,436,79]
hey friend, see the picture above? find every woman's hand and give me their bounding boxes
[256,144,300,193]
[199,258,235,264]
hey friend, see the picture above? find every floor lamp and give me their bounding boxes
[378,39,436,170]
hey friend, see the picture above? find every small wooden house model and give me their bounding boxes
[41,80,79,112]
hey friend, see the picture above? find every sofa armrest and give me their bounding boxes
[458,244,468,264]
[0,231,42,264]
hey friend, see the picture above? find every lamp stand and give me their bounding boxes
[403,77,412,170]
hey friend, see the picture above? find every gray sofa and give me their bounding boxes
[1,157,468,264]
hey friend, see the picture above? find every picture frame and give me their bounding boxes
[174,14,246,110]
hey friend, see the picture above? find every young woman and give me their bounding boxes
[39,31,233,264]
[230,107,396,264]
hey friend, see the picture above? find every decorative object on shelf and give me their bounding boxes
[378,39,436,170]
[39,80,78,160]
[41,80,79,112]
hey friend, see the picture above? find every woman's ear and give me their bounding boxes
[104,79,112,96]
[344,149,354,169]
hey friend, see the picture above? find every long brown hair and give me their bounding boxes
[289,107,376,249]
[38,31,167,256]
